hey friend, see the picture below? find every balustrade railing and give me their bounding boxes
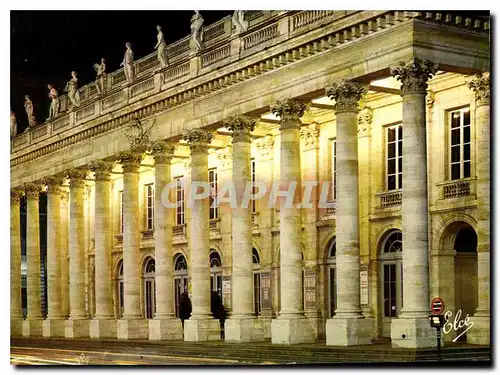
[168,36,191,58]
[204,18,226,41]
[377,190,402,208]
[75,104,96,121]
[442,180,473,199]
[242,23,279,51]
[292,10,336,31]
[201,44,231,68]
[173,224,186,237]
[130,77,155,98]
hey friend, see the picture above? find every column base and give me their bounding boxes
[65,319,90,338]
[11,319,24,337]
[390,316,436,348]
[22,319,43,337]
[149,318,183,341]
[257,316,272,339]
[43,319,66,337]
[305,315,325,341]
[271,316,315,344]
[467,315,490,345]
[225,317,266,342]
[116,319,149,340]
[90,319,117,339]
[184,318,221,342]
[326,316,375,346]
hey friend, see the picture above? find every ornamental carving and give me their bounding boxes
[42,176,64,193]
[23,182,41,198]
[125,117,157,152]
[254,135,275,160]
[90,160,114,181]
[66,168,88,188]
[118,151,144,172]
[357,107,373,136]
[223,115,256,143]
[270,99,306,130]
[390,58,438,94]
[151,140,178,164]
[426,90,435,108]
[182,128,214,153]
[217,147,233,170]
[183,159,192,174]
[468,72,490,105]
[11,189,23,204]
[299,123,319,149]
[325,80,366,112]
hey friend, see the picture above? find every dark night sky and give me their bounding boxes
[10,10,233,133]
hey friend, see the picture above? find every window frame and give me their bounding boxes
[448,106,472,181]
[209,168,218,220]
[174,176,185,225]
[145,183,155,231]
[385,123,403,191]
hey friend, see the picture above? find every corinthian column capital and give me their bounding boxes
[223,115,256,143]
[326,80,366,112]
[42,176,65,194]
[11,188,23,204]
[90,160,114,181]
[271,99,306,129]
[182,128,214,153]
[468,72,490,106]
[66,168,88,188]
[151,140,178,164]
[299,122,319,149]
[390,57,438,94]
[22,182,41,198]
[118,151,144,173]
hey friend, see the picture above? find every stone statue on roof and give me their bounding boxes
[190,10,204,53]
[64,71,81,110]
[93,58,107,95]
[24,95,37,129]
[10,111,17,137]
[232,10,249,33]
[120,42,135,84]
[155,25,169,70]
[47,84,60,119]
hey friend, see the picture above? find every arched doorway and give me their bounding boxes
[253,248,261,316]
[454,225,478,341]
[379,229,403,338]
[325,237,336,318]
[143,257,156,319]
[210,249,223,302]
[115,260,124,318]
[173,253,188,318]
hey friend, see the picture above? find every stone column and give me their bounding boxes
[22,182,43,337]
[116,151,149,339]
[324,80,374,346]
[60,189,70,318]
[223,116,265,342]
[89,160,117,338]
[65,169,90,338]
[270,99,314,344]
[42,176,66,337]
[299,122,322,340]
[390,58,437,348]
[11,188,23,337]
[468,72,490,345]
[182,128,220,341]
[149,141,183,340]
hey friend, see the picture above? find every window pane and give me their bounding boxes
[451,112,461,128]
[451,129,460,145]
[451,146,461,163]
[464,126,471,143]
[388,175,396,191]
[397,126,402,140]
[463,109,470,126]
[388,128,396,142]
[398,173,402,189]
[388,159,396,175]
[398,140,402,156]
[398,157,402,173]
[388,143,396,158]
[464,161,471,178]
[464,144,471,161]
[451,163,461,180]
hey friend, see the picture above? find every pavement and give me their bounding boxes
[10,337,492,366]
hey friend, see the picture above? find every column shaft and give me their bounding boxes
[60,191,70,318]
[11,191,23,320]
[26,186,42,319]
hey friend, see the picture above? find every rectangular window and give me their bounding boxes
[384,264,397,317]
[254,273,261,316]
[331,139,337,200]
[450,107,471,180]
[145,184,155,231]
[386,124,403,191]
[209,168,218,220]
[251,159,257,213]
[119,191,124,233]
[175,177,185,225]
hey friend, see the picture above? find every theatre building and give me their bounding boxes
[10,11,490,348]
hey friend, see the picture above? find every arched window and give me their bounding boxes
[174,254,188,318]
[116,260,124,318]
[252,248,261,316]
[210,249,223,301]
[380,230,403,338]
[325,236,337,317]
[143,257,156,319]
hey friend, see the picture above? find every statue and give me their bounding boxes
[24,95,37,130]
[64,71,81,110]
[47,84,60,119]
[190,10,204,53]
[232,10,248,33]
[154,25,169,70]
[10,111,17,137]
[93,58,107,95]
[120,42,135,84]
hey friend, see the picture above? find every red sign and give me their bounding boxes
[431,297,445,314]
